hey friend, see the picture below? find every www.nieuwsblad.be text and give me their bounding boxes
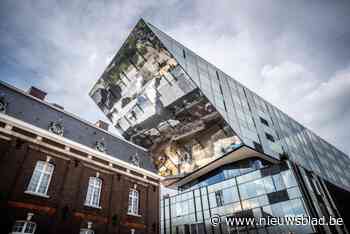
[210,214,344,227]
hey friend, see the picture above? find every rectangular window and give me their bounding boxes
[128,189,139,215]
[281,170,298,188]
[238,179,266,200]
[265,133,275,142]
[85,177,102,208]
[215,190,224,206]
[272,174,285,191]
[26,161,54,196]
[11,221,36,234]
[80,229,95,234]
[259,117,269,126]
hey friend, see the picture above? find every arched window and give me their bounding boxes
[26,160,54,196]
[128,188,139,215]
[85,176,102,208]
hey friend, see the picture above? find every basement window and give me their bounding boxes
[80,229,94,234]
[11,221,36,234]
[80,222,94,234]
[11,213,36,234]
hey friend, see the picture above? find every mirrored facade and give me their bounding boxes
[90,20,242,176]
[145,22,350,190]
[90,19,350,191]
[90,19,350,233]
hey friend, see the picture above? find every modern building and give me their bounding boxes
[0,81,162,234]
[90,19,350,234]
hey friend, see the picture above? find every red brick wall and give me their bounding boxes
[0,138,159,234]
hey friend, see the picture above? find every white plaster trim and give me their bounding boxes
[127,212,142,217]
[24,190,50,198]
[0,134,11,141]
[84,204,102,209]
[28,145,70,161]
[0,113,163,182]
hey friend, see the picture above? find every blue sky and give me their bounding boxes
[1,0,350,155]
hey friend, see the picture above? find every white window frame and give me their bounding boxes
[79,229,95,234]
[25,160,54,197]
[10,220,36,234]
[84,176,102,208]
[128,188,139,215]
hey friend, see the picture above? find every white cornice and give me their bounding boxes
[0,113,163,181]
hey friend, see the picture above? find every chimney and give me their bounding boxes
[95,120,109,131]
[28,86,47,100]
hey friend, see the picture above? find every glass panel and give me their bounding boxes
[12,221,25,232]
[27,170,41,192]
[272,174,285,191]
[37,173,50,194]
[222,186,239,204]
[27,161,54,195]
[263,177,275,193]
[24,222,36,233]
[239,179,265,200]
[287,187,301,199]
[237,170,261,184]
[85,177,102,207]
[281,170,297,188]
[195,197,202,211]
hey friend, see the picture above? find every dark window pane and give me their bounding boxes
[265,133,275,142]
[215,190,224,206]
[259,117,269,126]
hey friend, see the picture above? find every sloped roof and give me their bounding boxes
[0,80,157,173]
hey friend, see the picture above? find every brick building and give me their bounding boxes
[0,81,162,234]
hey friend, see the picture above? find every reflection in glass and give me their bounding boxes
[89,20,242,176]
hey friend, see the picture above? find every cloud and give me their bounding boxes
[0,0,163,123]
[1,0,350,155]
[154,0,350,154]
[259,61,350,154]
[301,67,350,147]
[260,61,319,112]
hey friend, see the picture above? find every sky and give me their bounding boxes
[1,0,350,155]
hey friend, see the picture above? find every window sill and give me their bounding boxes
[84,204,102,209]
[127,212,142,217]
[24,190,50,198]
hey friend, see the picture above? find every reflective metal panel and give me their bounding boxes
[90,20,242,176]
[90,19,350,191]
